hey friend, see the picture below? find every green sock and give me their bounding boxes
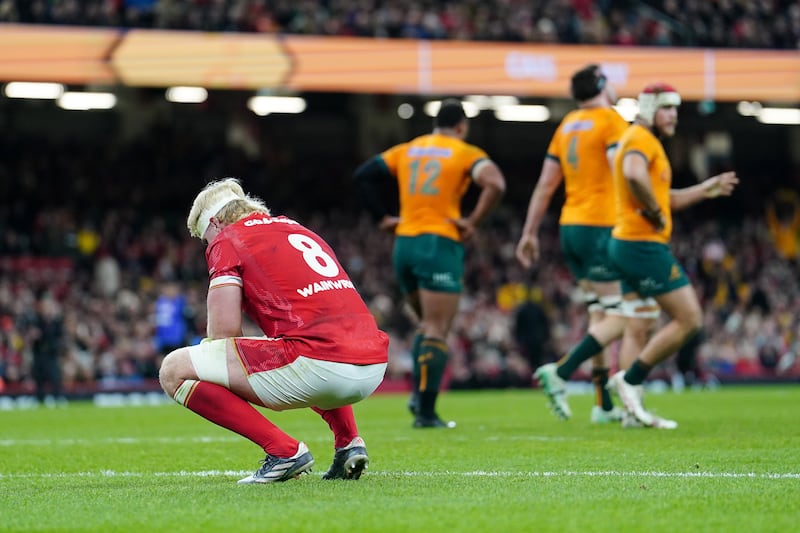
[625,360,653,386]
[417,337,448,417]
[591,367,614,410]
[556,335,603,380]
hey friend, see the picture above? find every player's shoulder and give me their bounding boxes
[558,108,583,125]
[619,123,658,152]
[556,107,609,132]
[620,122,646,139]
[575,106,626,127]
[459,140,489,160]
[631,123,657,141]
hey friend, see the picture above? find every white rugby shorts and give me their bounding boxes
[188,338,387,411]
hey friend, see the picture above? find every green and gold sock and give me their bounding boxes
[417,337,448,418]
[591,367,614,410]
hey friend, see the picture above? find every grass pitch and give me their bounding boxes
[1,386,798,532]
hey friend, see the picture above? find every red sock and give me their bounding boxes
[180,380,299,457]
[312,405,358,448]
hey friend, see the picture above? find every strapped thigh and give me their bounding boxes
[620,297,661,319]
[187,339,230,388]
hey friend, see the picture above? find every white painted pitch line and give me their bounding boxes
[0,435,576,447]
[0,436,242,447]
[0,470,798,480]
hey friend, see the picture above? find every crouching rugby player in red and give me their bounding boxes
[159,178,389,484]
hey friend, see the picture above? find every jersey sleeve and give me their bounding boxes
[464,144,490,180]
[379,143,407,176]
[621,128,654,164]
[205,238,244,290]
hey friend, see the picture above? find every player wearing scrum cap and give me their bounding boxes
[601,83,739,428]
[159,178,389,483]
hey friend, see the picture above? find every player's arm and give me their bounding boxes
[353,155,399,231]
[515,157,562,268]
[455,159,506,240]
[206,284,243,339]
[623,151,665,231]
[670,171,739,211]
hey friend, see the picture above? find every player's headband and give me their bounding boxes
[196,192,241,239]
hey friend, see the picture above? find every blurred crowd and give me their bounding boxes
[0,0,798,49]
[1,177,798,398]
[1,0,799,399]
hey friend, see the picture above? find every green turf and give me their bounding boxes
[1,386,798,532]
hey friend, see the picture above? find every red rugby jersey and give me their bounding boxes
[205,213,388,365]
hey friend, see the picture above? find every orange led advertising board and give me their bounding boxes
[0,24,797,102]
[0,24,118,84]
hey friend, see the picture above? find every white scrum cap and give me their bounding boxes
[637,83,681,124]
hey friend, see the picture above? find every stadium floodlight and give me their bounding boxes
[4,81,64,99]
[165,86,208,104]
[756,107,800,125]
[736,101,762,116]
[247,96,306,116]
[397,102,414,119]
[489,95,520,108]
[464,95,491,109]
[493,104,550,122]
[57,91,117,110]
[464,95,520,111]
[613,98,639,121]
[423,100,480,118]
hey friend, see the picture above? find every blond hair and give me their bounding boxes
[186,178,270,238]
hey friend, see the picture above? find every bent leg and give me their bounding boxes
[312,405,359,449]
[618,316,657,370]
[587,280,622,411]
[159,340,299,457]
[639,286,703,368]
[556,313,626,380]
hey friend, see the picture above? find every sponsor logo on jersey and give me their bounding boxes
[432,272,455,285]
[638,277,662,291]
[562,119,594,133]
[408,147,453,158]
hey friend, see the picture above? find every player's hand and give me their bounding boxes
[515,235,540,268]
[451,218,477,240]
[704,171,739,198]
[640,207,666,232]
[378,215,400,233]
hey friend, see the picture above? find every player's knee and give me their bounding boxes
[158,349,186,396]
[587,314,625,344]
[627,317,655,340]
[679,307,703,339]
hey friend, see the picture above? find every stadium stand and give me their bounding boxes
[0,0,798,399]
[1,126,797,397]
[1,1,798,49]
